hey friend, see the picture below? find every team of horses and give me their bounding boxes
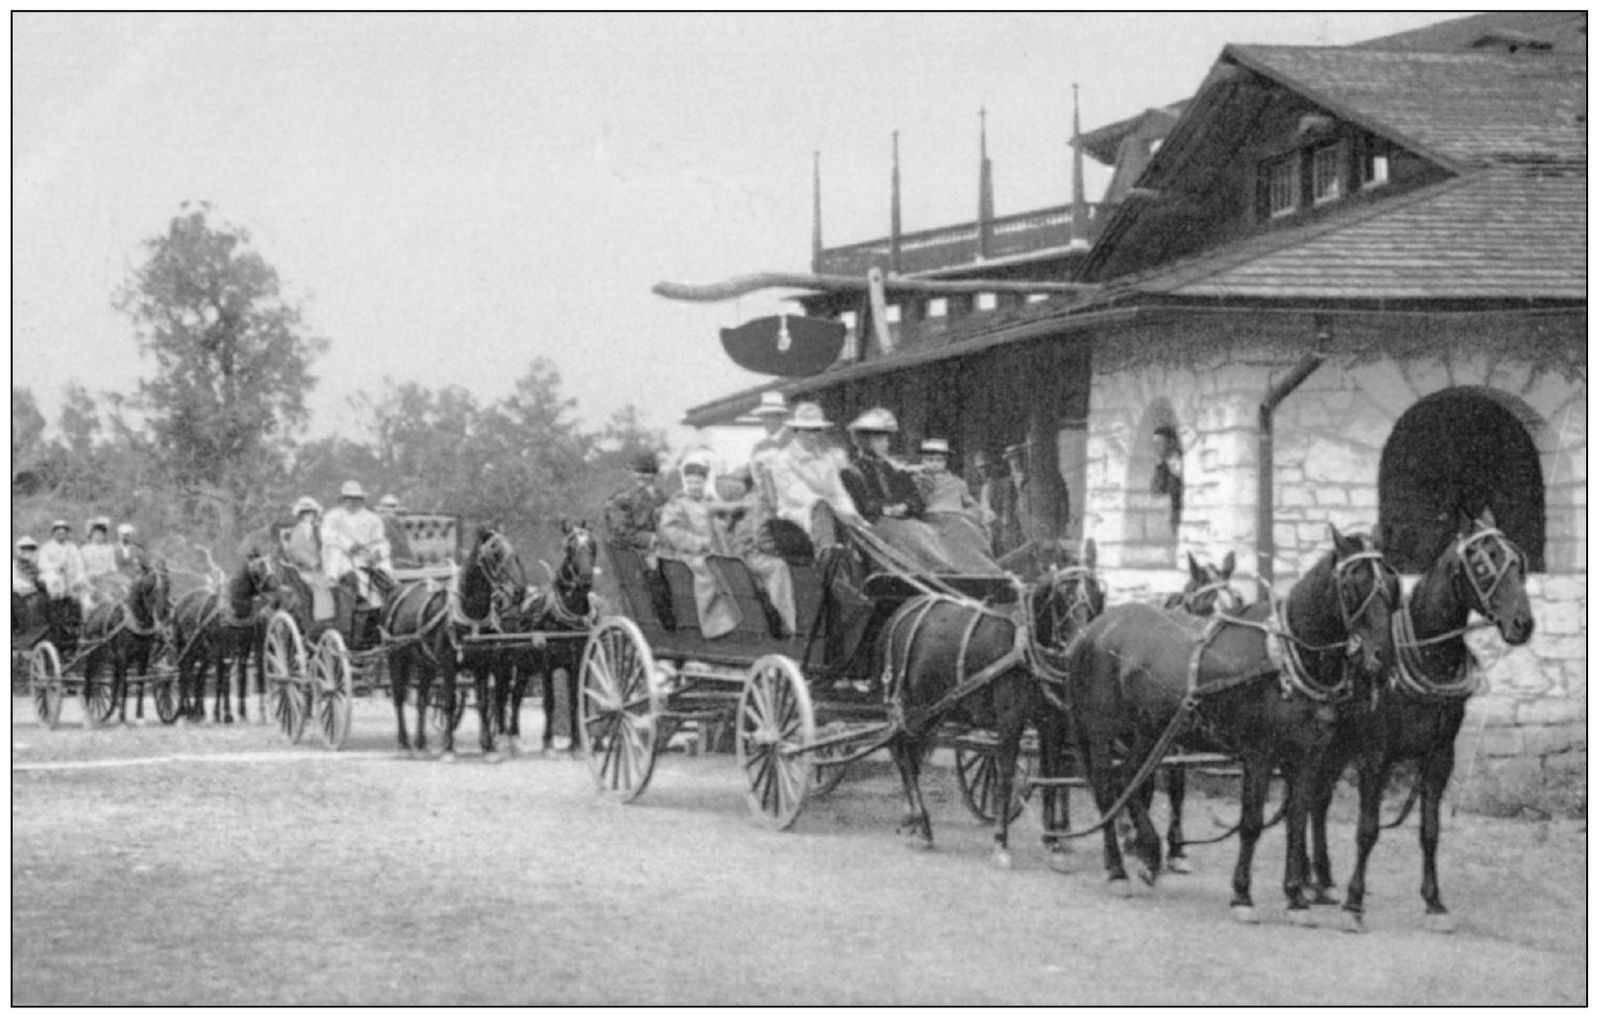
[42,504,1532,932]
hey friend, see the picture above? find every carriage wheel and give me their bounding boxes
[80,667,116,730]
[427,682,467,740]
[737,655,816,830]
[955,742,1033,825]
[29,641,64,731]
[151,642,181,725]
[263,611,309,744]
[312,630,355,751]
[810,721,858,798]
[577,617,661,802]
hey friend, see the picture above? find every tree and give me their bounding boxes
[12,387,47,467]
[115,202,328,538]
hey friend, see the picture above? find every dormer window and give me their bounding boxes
[927,297,947,318]
[977,292,997,311]
[1267,153,1299,218]
[1312,144,1343,204]
[1360,139,1391,188]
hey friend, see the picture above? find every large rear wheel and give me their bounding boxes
[81,661,117,730]
[263,611,309,744]
[151,642,181,725]
[737,655,815,830]
[30,641,64,731]
[955,736,1033,825]
[577,617,661,802]
[312,630,354,750]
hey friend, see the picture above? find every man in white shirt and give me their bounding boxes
[764,402,860,555]
[320,481,392,603]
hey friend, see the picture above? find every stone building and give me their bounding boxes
[682,14,1587,805]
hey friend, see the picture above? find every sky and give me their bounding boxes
[12,11,1469,449]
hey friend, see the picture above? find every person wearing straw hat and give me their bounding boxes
[286,496,323,572]
[748,389,791,497]
[376,493,417,568]
[38,520,89,631]
[321,480,392,603]
[764,402,859,555]
[656,451,740,638]
[711,461,797,635]
[80,517,118,580]
[113,523,145,576]
[916,438,1001,574]
[839,408,956,574]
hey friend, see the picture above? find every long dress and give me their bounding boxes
[917,470,1002,574]
[656,494,740,639]
[839,451,958,575]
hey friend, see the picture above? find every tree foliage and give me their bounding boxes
[115,202,327,518]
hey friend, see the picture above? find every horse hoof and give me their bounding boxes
[1231,905,1258,925]
[1136,862,1159,887]
[903,835,934,852]
[1166,854,1191,875]
[1107,879,1133,899]
[568,748,584,761]
[506,738,520,758]
[438,751,457,764]
[1427,912,1456,934]
[1287,908,1315,928]
[990,849,1013,871]
[1048,850,1075,875]
[1340,911,1366,934]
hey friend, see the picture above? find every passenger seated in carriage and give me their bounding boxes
[763,402,860,558]
[286,496,322,572]
[113,523,145,577]
[37,520,89,634]
[320,480,393,605]
[914,439,1003,575]
[80,517,118,579]
[13,536,41,598]
[603,450,676,626]
[376,494,418,569]
[711,462,797,636]
[839,408,960,575]
[656,452,740,639]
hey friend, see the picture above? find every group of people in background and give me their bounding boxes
[12,517,147,635]
[281,482,414,606]
[602,390,1004,640]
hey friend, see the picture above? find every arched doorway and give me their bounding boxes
[1378,387,1545,573]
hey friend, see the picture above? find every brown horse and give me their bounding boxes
[1064,525,1400,922]
[81,561,172,725]
[171,548,281,724]
[1305,509,1534,932]
[881,542,1105,870]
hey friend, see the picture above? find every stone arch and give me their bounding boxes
[1378,386,1547,573]
[1122,397,1182,567]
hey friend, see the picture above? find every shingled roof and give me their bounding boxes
[1225,45,1587,169]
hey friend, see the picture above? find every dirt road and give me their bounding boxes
[11,697,1586,1005]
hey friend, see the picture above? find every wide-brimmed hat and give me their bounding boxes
[116,523,135,537]
[848,407,899,434]
[680,451,713,478]
[630,451,660,475]
[1002,443,1027,460]
[86,516,111,535]
[339,480,367,500]
[920,438,951,456]
[753,391,789,418]
[785,402,830,430]
[49,519,70,534]
[293,496,322,517]
[378,494,401,511]
[16,536,38,553]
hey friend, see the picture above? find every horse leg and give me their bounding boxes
[1121,750,1164,887]
[436,649,459,761]
[390,652,412,755]
[505,662,526,758]
[1165,767,1191,874]
[1229,754,1273,923]
[1035,712,1074,874]
[890,734,933,850]
[1339,754,1391,933]
[541,659,558,756]
[1278,757,1315,923]
[1306,750,1344,905]
[989,698,1026,870]
[1417,747,1457,932]
[476,659,499,761]
[1080,730,1132,893]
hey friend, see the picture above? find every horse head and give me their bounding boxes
[131,557,173,630]
[1176,550,1245,615]
[557,518,600,593]
[1316,524,1402,680]
[464,526,528,619]
[1035,538,1105,648]
[1449,508,1534,646]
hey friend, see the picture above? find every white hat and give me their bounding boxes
[680,450,713,477]
[339,480,367,500]
[116,523,135,536]
[293,496,322,517]
[49,519,70,534]
[378,493,401,511]
[920,438,951,456]
[16,536,38,552]
[848,407,899,434]
[785,402,830,430]
[753,391,789,418]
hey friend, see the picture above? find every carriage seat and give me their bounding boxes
[286,564,339,622]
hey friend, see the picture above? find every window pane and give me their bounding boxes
[1313,145,1341,204]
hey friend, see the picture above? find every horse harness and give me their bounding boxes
[1389,526,1521,701]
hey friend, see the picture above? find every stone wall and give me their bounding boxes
[1081,306,1586,810]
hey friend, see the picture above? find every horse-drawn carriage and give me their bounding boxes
[258,512,465,749]
[17,569,181,730]
[578,511,1099,845]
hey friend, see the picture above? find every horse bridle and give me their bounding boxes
[1183,576,1244,614]
[476,531,525,614]
[557,527,597,592]
[1332,548,1398,650]
[1046,565,1100,646]
[1456,527,1523,615]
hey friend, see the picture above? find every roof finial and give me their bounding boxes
[811,150,823,271]
[890,130,902,273]
[978,108,995,259]
[1070,83,1089,251]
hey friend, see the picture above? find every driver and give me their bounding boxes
[12,536,41,597]
[320,481,392,603]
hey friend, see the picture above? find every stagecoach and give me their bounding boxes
[580,519,1064,831]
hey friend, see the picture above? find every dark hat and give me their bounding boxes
[631,451,660,475]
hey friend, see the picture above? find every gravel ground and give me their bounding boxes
[11,694,1587,1005]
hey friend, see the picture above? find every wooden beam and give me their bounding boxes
[653,272,1099,303]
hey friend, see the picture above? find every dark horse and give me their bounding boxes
[493,519,602,757]
[82,561,173,725]
[171,547,282,724]
[881,541,1105,870]
[386,526,528,761]
[1064,525,1400,922]
[1305,509,1534,932]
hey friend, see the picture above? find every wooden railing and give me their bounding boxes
[816,202,1105,276]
